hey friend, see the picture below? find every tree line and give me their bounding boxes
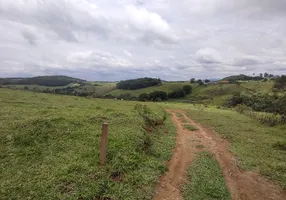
[116,77,162,90]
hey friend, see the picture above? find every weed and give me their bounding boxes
[184,124,198,131]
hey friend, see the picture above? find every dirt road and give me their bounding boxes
[153,109,286,200]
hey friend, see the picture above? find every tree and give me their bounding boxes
[117,77,161,90]
[168,89,185,98]
[273,75,286,91]
[264,72,269,78]
[259,73,263,78]
[190,78,196,83]
[149,91,168,101]
[197,79,204,86]
[139,93,149,101]
[204,79,210,83]
[182,85,192,94]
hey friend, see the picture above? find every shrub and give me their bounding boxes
[234,104,252,114]
[273,75,286,91]
[183,85,192,94]
[138,93,149,101]
[168,89,185,98]
[148,91,168,101]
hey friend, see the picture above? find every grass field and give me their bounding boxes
[108,82,192,97]
[0,88,176,200]
[164,103,286,188]
[183,152,231,200]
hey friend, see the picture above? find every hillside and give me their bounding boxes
[0,75,85,86]
[221,74,264,81]
[0,88,176,199]
[1,88,286,200]
[108,82,192,97]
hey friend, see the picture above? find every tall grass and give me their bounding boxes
[234,104,286,126]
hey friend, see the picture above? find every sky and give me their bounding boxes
[0,0,286,81]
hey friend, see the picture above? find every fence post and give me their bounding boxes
[100,123,108,165]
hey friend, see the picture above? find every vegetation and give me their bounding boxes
[108,82,191,97]
[0,76,85,86]
[0,88,176,199]
[183,85,192,94]
[222,74,264,82]
[168,89,185,98]
[116,77,161,90]
[165,104,286,188]
[183,151,231,200]
[184,124,198,131]
[273,75,286,91]
[226,92,286,116]
[149,91,168,101]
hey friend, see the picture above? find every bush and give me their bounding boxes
[273,75,286,91]
[138,93,149,101]
[168,89,185,98]
[148,91,168,101]
[226,93,286,116]
[183,85,192,94]
[234,104,252,114]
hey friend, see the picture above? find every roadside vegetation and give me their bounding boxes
[0,88,176,200]
[183,151,231,200]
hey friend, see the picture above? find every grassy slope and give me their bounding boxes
[183,152,231,200]
[164,103,286,188]
[1,82,117,97]
[108,82,191,97]
[0,89,176,200]
[76,82,117,97]
[183,81,274,105]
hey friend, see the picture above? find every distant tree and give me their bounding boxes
[139,93,149,101]
[190,78,196,83]
[117,77,161,90]
[197,79,204,86]
[149,91,168,101]
[204,79,210,83]
[273,75,286,91]
[168,89,185,98]
[182,85,192,94]
[264,72,269,78]
[24,86,28,90]
[259,73,263,78]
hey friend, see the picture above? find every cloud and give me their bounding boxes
[0,0,285,80]
[194,48,222,64]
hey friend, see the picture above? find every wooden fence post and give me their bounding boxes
[100,123,108,165]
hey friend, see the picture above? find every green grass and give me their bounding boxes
[240,81,274,93]
[164,103,286,188]
[0,88,176,200]
[108,82,191,97]
[183,151,231,200]
[184,125,198,131]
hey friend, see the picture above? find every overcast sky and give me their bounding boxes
[0,0,286,81]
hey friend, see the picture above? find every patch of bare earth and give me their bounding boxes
[153,109,286,200]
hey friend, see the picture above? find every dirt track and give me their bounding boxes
[153,109,286,200]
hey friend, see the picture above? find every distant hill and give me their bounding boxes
[221,74,264,82]
[0,75,86,86]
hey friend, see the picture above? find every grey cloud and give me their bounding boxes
[21,30,38,45]
[194,48,222,64]
[0,0,286,80]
